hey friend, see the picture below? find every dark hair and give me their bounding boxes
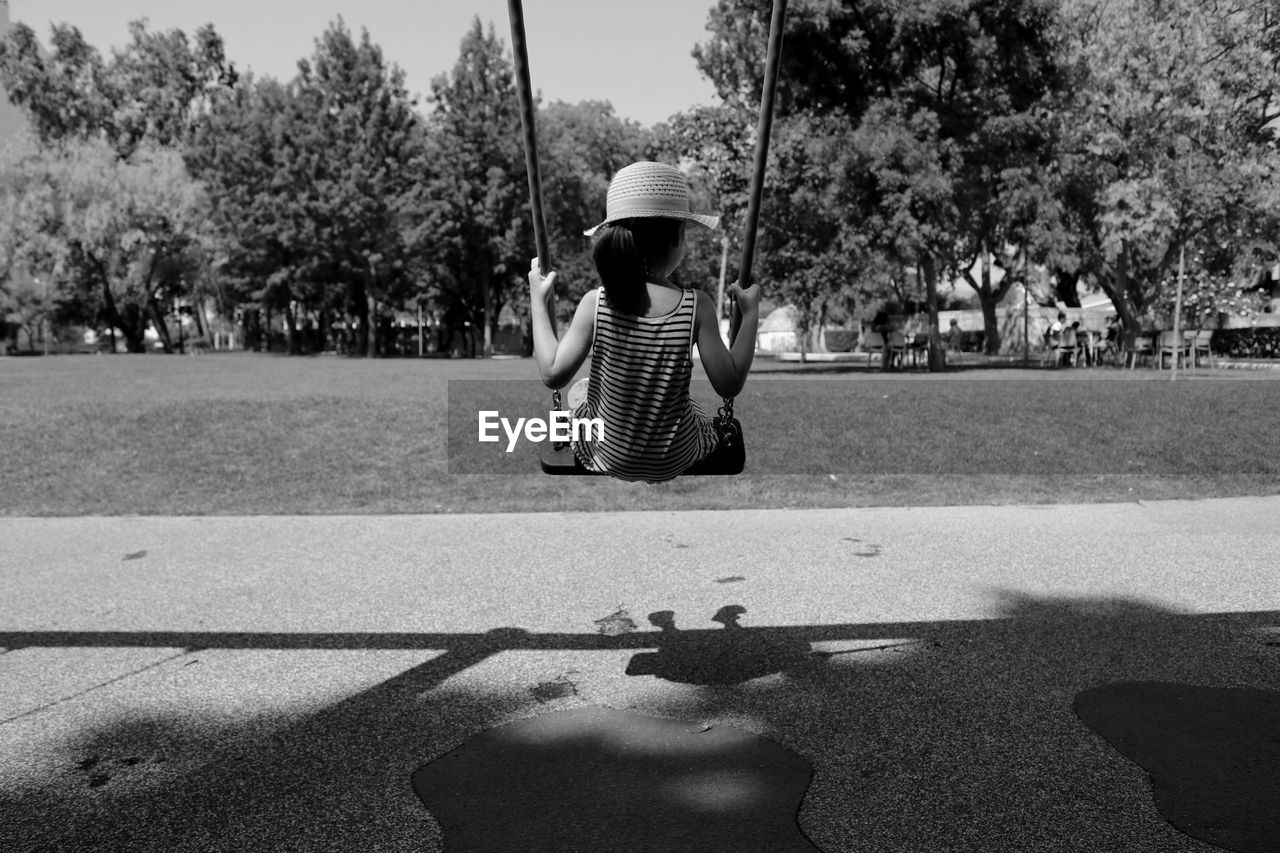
[591,218,684,316]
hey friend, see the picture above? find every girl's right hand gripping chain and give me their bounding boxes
[529,257,557,305]
[727,281,762,316]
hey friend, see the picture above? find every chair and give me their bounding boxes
[910,333,929,368]
[1155,330,1191,370]
[1095,333,1119,366]
[862,331,885,368]
[887,331,908,369]
[1190,329,1214,368]
[1122,332,1153,369]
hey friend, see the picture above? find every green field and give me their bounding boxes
[2,353,1278,515]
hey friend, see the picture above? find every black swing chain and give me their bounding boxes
[718,396,734,425]
[717,395,737,448]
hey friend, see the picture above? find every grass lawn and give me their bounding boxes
[2,352,1278,515]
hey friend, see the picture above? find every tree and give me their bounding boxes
[653,103,758,307]
[0,137,211,353]
[695,0,1069,360]
[538,100,650,312]
[0,17,238,348]
[294,19,428,357]
[848,103,961,369]
[1052,0,1280,331]
[186,75,321,353]
[0,18,237,159]
[757,113,867,360]
[424,18,529,357]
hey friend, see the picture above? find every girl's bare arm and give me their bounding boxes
[693,285,759,398]
[530,262,595,388]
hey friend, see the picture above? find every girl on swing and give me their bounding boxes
[529,161,761,482]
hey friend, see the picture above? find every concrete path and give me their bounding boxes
[2,498,1278,852]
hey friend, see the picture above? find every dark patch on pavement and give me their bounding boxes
[531,676,578,703]
[412,706,822,852]
[1074,681,1280,853]
[626,607,815,685]
[122,551,148,561]
[74,752,164,791]
[594,608,638,636]
[715,575,747,584]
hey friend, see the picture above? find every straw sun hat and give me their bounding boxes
[583,161,720,237]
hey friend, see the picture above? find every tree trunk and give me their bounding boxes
[978,293,1000,355]
[285,303,299,355]
[1053,270,1081,307]
[149,299,174,353]
[120,302,147,353]
[93,259,128,354]
[366,292,379,358]
[353,286,369,356]
[482,277,493,358]
[966,245,1010,355]
[1111,243,1139,331]
[923,253,945,372]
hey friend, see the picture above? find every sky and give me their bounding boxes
[12,0,724,127]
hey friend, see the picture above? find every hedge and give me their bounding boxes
[1212,327,1280,359]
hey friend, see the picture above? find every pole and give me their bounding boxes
[729,0,788,345]
[1171,244,1185,380]
[1023,279,1029,364]
[507,0,555,336]
[41,277,48,355]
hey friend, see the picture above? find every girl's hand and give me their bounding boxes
[529,258,557,303]
[727,281,761,315]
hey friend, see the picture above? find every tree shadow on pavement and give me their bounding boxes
[0,593,1277,853]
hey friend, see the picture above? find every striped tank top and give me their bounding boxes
[572,286,720,482]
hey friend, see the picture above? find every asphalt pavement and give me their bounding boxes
[1,498,1278,852]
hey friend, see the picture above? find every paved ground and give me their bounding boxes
[1,498,1278,852]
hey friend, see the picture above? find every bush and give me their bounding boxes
[1212,328,1280,359]
[823,329,856,352]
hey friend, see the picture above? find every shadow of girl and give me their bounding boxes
[624,606,818,685]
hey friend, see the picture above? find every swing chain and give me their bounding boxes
[550,388,567,451]
[717,396,734,427]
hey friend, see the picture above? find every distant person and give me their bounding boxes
[1060,321,1079,366]
[946,319,964,361]
[1101,314,1120,365]
[871,307,891,370]
[1045,311,1066,348]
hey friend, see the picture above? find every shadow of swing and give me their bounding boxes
[624,605,922,686]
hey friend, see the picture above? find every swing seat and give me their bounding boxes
[539,418,745,477]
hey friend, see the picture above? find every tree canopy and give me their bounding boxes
[2,3,1277,361]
